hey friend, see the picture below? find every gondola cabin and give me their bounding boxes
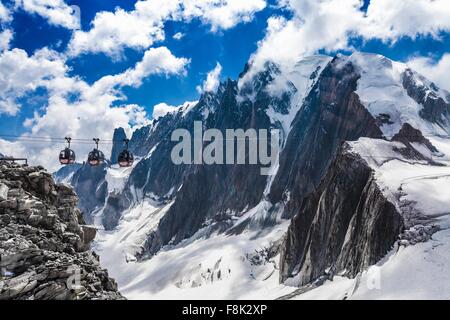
[118,150,134,167]
[118,138,133,167]
[59,137,76,165]
[88,138,105,166]
[88,149,105,166]
[59,148,76,164]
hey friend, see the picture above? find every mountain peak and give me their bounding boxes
[110,127,127,164]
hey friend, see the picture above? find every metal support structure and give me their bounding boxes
[0,157,28,165]
[93,138,100,149]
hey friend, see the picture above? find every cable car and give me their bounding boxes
[59,137,76,165]
[88,138,105,166]
[118,139,134,167]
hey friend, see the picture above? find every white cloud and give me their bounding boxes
[173,32,184,40]
[0,1,12,23]
[15,0,80,29]
[68,0,266,58]
[68,3,171,59]
[246,0,450,79]
[0,48,67,115]
[197,62,222,93]
[0,101,149,171]
[0,46,190,170]
[0,138,27,158]
[0,2,13,51]
[407,54,450,92]
[151,100,198,119]
[362,0,450,41]
[0,29,12,51]
[93,46,189,92]
[181,0,266,32]
[245,0,364,79]
[152,102,179,119]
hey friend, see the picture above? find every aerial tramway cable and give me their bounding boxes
[3,132,450,164]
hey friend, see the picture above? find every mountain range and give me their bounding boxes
[54,52,450,299]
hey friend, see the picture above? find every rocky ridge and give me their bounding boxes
[279,143,403,286]
[0,161,123,300]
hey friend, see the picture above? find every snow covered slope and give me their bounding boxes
[289,130,450,299]
[94,203,297,299]
[349,52,450,137]
[265,55,332,140]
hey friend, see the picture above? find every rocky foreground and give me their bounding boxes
[0,161,123,300]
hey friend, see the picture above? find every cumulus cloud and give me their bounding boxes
[173,32,184,40]
[93,46,189,92]
[197,62,222,93]
[407,54,450,92]
[68,0,266,58]
[182,0,266,32]
[0,29,12,51]
[0,48,67,115]
[246,0,450,78]
[0,46,190,170]
[152,102,179,119]
[0,1,12,23]
[362,0,450,41]
[15,0,80,29]
[0,2,13,51]
[67,4,171,59]
[152,100,198,119]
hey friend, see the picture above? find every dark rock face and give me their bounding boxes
[101,192,131,231]
[392,122,438,153]
[71,163,108,224]
[269,56,383,217]
[279,144,404,285]
[110,128,127,164]
[138,78,278,256]
[0,161,123,300]
[391,122,440,162]
[402,69,450,128]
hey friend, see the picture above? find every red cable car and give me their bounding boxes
[88,138,105,166]
[118,139,134,167]
[59,137,76,165]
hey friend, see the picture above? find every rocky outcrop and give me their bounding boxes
[101,192,131,231]
[0,162,123,300]
[110,128,127,164]
[269,56,383,217]
[391,122,439,155]
[279,144,403,286]
[71,163,108,224]
[402,69,450,128]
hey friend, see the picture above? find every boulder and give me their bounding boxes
[0,183,8,201]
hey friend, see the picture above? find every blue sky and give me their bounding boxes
[1,0,450,169]
[2,0,450,128]
[0,0,283,135]
[8,0,284,107]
